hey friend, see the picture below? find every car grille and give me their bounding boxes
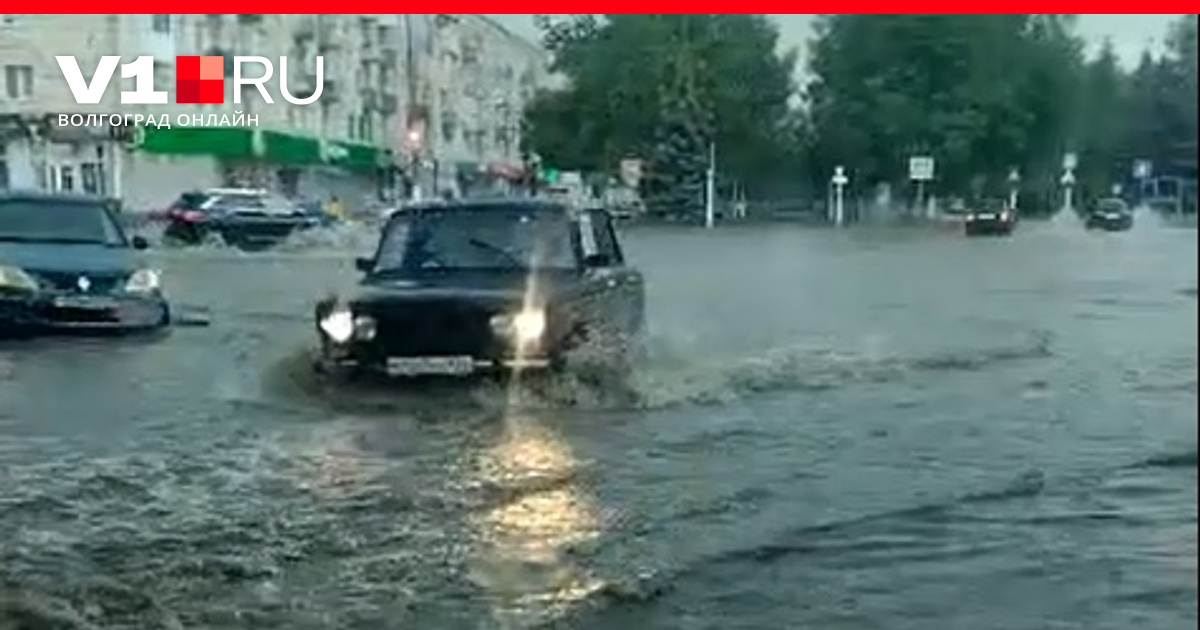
[30,271,124,294]
[365,301,501,357]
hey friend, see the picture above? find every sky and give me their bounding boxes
[487,14,1184,70]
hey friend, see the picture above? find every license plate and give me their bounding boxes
[977,213,997,220]
[387,356,476,376]
[52,296,118,310]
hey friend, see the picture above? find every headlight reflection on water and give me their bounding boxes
[469,415,608,622]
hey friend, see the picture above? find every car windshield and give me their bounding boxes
[0,199,127,245]
[1098,200,1127,212]
[373,206,577,272]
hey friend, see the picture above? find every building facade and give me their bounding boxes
[2,13,548,211]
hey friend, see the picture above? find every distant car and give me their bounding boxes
[1085,198,1134,231]
[964,199,1017,236]
[162,188,319,250]
[312,199,645,380]
[0,191,170,336]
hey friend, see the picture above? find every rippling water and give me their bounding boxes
[2,212,1196,629]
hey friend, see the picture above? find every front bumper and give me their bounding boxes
[1087,215,1132,230]
[1,291,170,335]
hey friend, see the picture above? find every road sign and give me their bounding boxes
[909,156,935,181]
[1133,159,1152,179]
[1063,152,1078,170]
[1061,171,1076,186]
[1008,168,1020,184]
[832,165,848,186]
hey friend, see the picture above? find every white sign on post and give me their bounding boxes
[831,166,848,226]
[1008,169,1020,184]
[1133,159,1152,179]
[1063,152,1078,171]
[909,156,935,181]
[1061,170,1076,186]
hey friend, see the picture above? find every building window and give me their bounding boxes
[81,163,104,195]
[4,65,34,99]
[152,14,171,34]
[0,143,8,189]
[59,165,75,192]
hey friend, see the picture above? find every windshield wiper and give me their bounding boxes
[468,238,526,269]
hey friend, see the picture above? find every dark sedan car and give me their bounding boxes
[313,199,645,379]
[1085,198,1134,231]
[162,188,319,250]
[964,199,1017,236]
[0,191,170,336]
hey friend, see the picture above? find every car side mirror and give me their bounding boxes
[355,257,374,272]
[131,236,149,250]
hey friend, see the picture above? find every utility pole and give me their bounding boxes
[704,140,716,229]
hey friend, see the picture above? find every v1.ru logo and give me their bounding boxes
[55,55,323,105]
[175,56,225,104]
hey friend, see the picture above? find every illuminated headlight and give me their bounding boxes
[0,265,38,291]
[352,315,377,341]
[319,306,355,343]
[491,309,547,342]
[123,268,161,293]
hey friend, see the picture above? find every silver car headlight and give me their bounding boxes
[491,308,546,343]
[123,268,162,293]
[0,265,39,291]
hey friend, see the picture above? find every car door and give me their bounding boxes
[580,208,644,338]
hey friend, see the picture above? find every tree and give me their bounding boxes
[522,14,802,213]
[805,15,1085,201]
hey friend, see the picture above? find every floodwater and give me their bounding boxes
[2,211,1196,629]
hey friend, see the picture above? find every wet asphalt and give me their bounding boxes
[1,211,1196,630]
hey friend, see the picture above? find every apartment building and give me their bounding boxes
[423,15,550,196]
[0,14,548,208]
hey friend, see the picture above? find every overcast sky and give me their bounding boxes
[487,14,1183,70]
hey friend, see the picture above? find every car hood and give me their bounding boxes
[353,270,582,308]
[0,241,137,275]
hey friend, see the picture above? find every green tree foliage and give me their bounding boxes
[522,14,802,215]
[805,15,1085,197]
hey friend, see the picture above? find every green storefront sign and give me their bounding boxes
[135,126,390,172]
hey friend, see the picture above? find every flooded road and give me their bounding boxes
[2,214,1196,629]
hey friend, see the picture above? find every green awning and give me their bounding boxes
[327,140,391,173]
[135,126,390,172]
[262,130,322,165]
[137,126,254,159]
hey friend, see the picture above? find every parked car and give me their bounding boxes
[312,199,645,380]
[1084,197,1134,231]
[162,188,319,250]
[964,199,1017,236]
[0,191,170,336]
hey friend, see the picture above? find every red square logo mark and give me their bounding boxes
[175,56,224,104]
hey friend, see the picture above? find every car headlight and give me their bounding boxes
[124,268,161,293]
[319,306,355,343]
[492,308,546,342]
[0,265,39,291]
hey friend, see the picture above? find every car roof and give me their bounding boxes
[202,188,270,196]
[395,198,574,216]
[0,189,113,205]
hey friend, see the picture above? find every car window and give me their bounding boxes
[373,207,577,272]
[207,194,266,212]
[174,192,211,210]
[584,209,623,266]
[0,199,127,246]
